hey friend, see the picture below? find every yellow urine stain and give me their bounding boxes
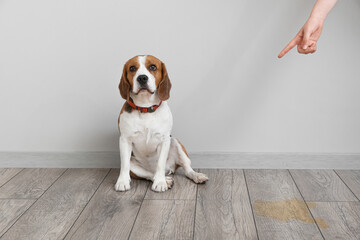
[253,198,328,229]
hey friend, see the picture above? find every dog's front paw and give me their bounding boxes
[152,178,168,192]
[190,172,209,184]
[115,177,131,192]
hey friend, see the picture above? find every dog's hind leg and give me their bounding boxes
[173,138,208,183]
[130,158,153,180]
[130,158,174,188]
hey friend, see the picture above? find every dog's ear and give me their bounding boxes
[158,62,172,101]
[119,64,130,100]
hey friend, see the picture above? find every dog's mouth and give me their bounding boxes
[135,88,155,95]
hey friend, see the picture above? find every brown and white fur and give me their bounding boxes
[115,55,208,192]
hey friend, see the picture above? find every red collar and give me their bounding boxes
[127,98,162,113]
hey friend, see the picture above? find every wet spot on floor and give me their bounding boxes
[253,198,328,228]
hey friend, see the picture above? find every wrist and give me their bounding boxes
[308,14,326,24]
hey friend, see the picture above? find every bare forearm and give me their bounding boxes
[310,0,338,21]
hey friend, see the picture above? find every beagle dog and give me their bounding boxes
[115,55,208,192]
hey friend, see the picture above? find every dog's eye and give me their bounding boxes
[149,64,157,71]
[129,66,136,72]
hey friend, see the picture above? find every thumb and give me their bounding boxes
[302,29,311,50]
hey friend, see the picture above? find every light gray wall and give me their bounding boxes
[0,0,359,153]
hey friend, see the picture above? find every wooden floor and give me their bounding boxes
[0,168,359,240]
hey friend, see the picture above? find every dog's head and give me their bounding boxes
[119,55,171,101]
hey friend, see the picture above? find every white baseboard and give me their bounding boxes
[0,152,359,169]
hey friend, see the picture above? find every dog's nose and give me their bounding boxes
[137,75,148,85]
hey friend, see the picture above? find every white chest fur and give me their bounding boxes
[119,102,173,160]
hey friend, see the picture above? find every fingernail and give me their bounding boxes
[303,45,308,50]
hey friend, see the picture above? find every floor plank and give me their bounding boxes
[308,202,360,240]
[335,170,360,200]
[0,168,22,187]
[290,170,358,201]
[0,199,35,237]
[129,200,195,240]
[195,169,257,240]
[245,169,323,240]
[1,168,109,240]
[0,168,66,199]
[64,169,148,240]
[145,168,197,200]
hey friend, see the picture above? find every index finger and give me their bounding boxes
[278,38,297,58]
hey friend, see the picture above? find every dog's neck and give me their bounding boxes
[129,91,161,108]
